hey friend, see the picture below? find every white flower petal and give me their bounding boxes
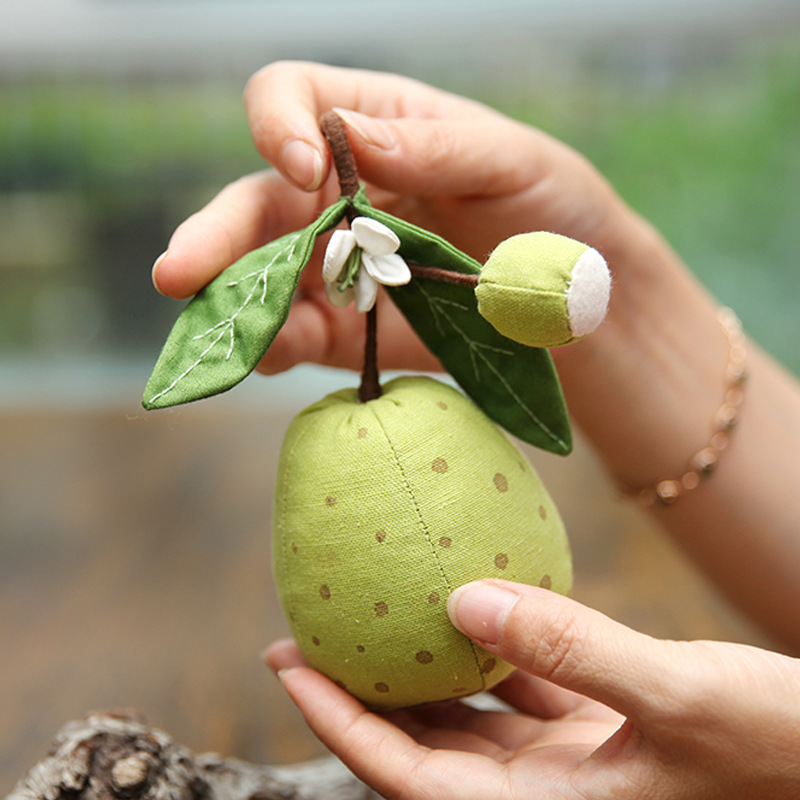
[354,270,379,313]
[362,252,411,286]
[351,217,400,256]
[325,280,356,308]
[322,229,356,283]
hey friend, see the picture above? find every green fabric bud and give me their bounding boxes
[476,232,610,348]
[272,375,572,710]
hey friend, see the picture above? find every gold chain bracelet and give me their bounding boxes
[620,307,747,507]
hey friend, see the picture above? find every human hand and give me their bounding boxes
[151,60,654,376]
[266,579,800,800]
[150,60,741,504]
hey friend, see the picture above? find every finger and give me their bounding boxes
[336,110,631,258]
[384,706,514,759]
[490,668,589,720]
[391,700,549,755]
[152,170,328,299]
[278,666,504,800]
[243,61,481,190]
[255,290,442,375]
[447,580,672,721]
[336,112,559,200]
[263,638,307,673]
[254,295,341,374]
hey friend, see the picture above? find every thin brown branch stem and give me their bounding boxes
[358,305,382,403]
[408,264,480,288]
[320,111,360,200]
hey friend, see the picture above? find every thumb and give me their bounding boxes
[334,109,562,199]
[447,579,670,720]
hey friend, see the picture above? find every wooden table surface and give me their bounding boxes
[0,397,769,794]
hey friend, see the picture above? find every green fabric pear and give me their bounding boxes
[272,376,572,710]
[476,232,610,348]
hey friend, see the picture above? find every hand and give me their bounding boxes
[150,60,658,377]
[150,61,800,650]
[266,580,800,799]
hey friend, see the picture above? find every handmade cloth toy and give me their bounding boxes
[477,231,610,348]
[143,112,611,709]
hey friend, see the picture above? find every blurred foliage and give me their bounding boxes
[0,32,798,372]
[0,80,263,356]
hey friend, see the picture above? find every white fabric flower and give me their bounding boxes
[322,217,411,312]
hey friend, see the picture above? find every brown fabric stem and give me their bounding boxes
[319,111,381,403]
[320,111,360,200]
[358,306,382,403]
[409,264,480,288]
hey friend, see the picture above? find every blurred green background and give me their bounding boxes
[2,0,799,791]
[1,6,798,384]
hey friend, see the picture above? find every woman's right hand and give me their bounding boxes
[151,60,660,377]
[151,58,800,665]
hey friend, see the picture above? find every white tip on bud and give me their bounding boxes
[565,247,611,338]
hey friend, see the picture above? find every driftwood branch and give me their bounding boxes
[7,712,380,800]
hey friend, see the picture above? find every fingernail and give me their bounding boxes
[333,108,397,150]
[151,250,168,295]
[282,139,324,190]
[447,581,520,645]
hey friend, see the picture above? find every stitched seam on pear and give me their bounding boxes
[371,407,487,692]
[415,283,568,452]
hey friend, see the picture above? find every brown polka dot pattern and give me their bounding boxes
[481,658,496,675]
[539,574,552,590]
[273,376,572,710]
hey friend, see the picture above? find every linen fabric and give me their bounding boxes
[272,376,572,710]
[476,231,609,348]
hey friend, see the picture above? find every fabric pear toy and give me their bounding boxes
[143,112,611,709]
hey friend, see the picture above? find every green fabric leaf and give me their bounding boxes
[387,278,572,455]
[142,198,348,410]
[352,202,572,455]
[353,200,483,276]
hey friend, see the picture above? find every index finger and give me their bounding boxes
[243,60,485,190]
[152,169,328,299]
[278,665,507,800]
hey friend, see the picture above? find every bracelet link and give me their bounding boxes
[620,308,747,508]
